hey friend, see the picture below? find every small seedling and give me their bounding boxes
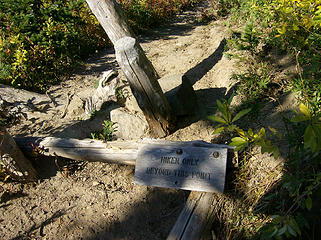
[91,120,115,142]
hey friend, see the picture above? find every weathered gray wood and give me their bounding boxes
[134,143,227,193]
[15,137,138,166]
[115,37,174,137]
[15,137,232,166]
[0,84,52,113]
[85,0,174,137]
[167,192,217,240]
[86,0,134,45]
[0,127,37,181]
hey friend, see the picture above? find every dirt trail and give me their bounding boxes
[1,2,239,239]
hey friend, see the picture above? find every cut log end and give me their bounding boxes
[0,127,38,182]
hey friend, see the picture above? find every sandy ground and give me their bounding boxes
[0,1,275,239]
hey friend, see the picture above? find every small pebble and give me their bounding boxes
[92,181,99,186]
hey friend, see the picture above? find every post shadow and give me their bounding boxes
[184,38,227,86]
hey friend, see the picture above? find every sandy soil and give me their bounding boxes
[1,2,247,239]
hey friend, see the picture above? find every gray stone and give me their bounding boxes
[158,74,198,116]
[110,108,148,140]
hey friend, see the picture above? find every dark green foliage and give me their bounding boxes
[0,0,200,92]
[119,0,200,32]
[0,0,109,92]
[91,120,115,142]
[213,1,321,238]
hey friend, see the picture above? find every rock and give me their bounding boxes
[92,181,100,187]
[110,108,148,140]
[85,70,119,115]
[158,74,198,116]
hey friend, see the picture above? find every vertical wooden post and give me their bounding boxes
[86,0,174,137]
[0,127,37,181]
[115,37,173,137]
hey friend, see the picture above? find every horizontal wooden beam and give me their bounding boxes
[15,136,232,238]
[15,137,232,167]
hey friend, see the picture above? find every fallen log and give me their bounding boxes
[15,136,233,239]
[15,137,138,166]
[0,127,38,181]
[15,137,231,166]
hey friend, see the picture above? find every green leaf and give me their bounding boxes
[208,115,227,124]
[287,225,297,237]
[227,93,235,105]
[291,114,310,122]
[277,225,287,236]
[232,108,251,122]
[313,123,321,137]
[289,218,301,236]
[305,196,312,210]
[230,137,248,151]
[304,125,317,151]
[216,99,226,116]
[299,103,310,118]
[213,127,225,134]
[259,127,266,137]
[231,137,247,144]
[273,148,280,159]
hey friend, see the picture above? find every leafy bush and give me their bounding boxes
[119,0,200,32]
[0,0,109,92]
[0,0,200,92]
[213,0,321,238]
[91,120,115,141]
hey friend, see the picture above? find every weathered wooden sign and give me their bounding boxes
[134,143,227,193]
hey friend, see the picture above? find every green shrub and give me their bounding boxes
[0,0,109,92]
[119,0,200,32]
[213,1,321,238]
[91,120,115,141]
[0,0,200,92]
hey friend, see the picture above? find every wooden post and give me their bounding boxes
[86,0,133,44]
[115,37,173,137]
[0,127,37,181]
[167,192,217,240]
[85,0,174,137]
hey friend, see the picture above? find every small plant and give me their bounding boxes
[208,95,279,158]
[116,87,125,102]
[232,61,272,102]
[291,103,321,152]
[91,120,115,142]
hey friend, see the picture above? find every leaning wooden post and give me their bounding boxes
[86,0,133,44]
[115,37,173,137]
[86,0,174,137]
[0,127,37,181]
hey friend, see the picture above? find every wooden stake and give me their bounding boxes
[0,127,37,181]
[85,0,174,137]
[167,192,217,240]
[115,37,174,137]
[86,0,134,44]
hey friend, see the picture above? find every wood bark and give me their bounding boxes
[15,136,231,238]
[15,137,231,166]
[115,37,174,137]
[0,127,37,181]
[86,0,133,44]
[85,0,174,137]
[167,192,217,240]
